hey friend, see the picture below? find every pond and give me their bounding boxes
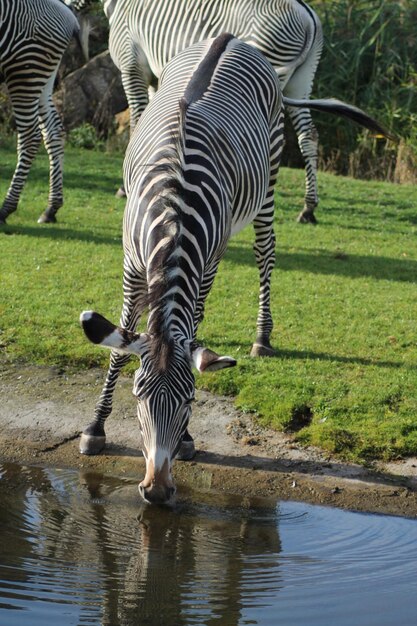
[0,463,416,626]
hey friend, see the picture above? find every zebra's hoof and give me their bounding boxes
[79,433,106,455]
[250,343,277,357]
[37,212,57,224]
[115,186,127,198]
[297,210,317,225]
[176,438,196,461]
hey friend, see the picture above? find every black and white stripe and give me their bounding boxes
[0,0,80,224]
[76,0,324,219]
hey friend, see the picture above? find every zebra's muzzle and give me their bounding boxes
[138,482,176,505]
[138,455,176,505]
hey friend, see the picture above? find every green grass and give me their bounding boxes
[1,139,417,462]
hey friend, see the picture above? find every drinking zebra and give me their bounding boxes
[79,34,388,504]
[0,0,82,224]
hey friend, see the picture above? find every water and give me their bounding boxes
[0,463,416,626]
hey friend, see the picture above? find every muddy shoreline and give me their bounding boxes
[1,360,417,517]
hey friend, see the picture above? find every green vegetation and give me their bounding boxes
[1,141,417,462]
[310,0,417,181]
[67,123,105,151]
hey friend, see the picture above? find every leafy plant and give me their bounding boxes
[67,123,105,150]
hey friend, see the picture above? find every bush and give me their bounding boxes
[310,0,417,180]
[67,123,105,150]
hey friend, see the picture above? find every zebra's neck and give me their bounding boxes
[143,164,199,353]
[148,231,199,338]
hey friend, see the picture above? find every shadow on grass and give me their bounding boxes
[206,340,414,371]
[0,223,122,246]
[276,347,414,370]
[225,244,417,283]
[0,169,122,195]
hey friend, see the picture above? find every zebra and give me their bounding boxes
[69,0,386,223]
[0,0,82,224]
[79,34,388,504]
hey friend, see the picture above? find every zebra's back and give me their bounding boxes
[0,0,78,64]
[121,0,320,85]
[123,35,284,268]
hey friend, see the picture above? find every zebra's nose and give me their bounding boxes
[138,482,176,505]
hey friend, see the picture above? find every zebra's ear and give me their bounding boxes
[190,346,237,373]
[80,311,148,356]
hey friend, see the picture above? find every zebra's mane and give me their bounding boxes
[144,32,232,370]
[144,106,189,371]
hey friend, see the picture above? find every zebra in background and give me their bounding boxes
[79,34,388,504]
[70,0,325,222]
[0,0,83,224]
[70,0,394,223]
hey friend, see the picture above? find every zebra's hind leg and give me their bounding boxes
[113,60,150,197]
[37,71,65,224]
[286,107,319,224]
[0,119,42,224]
[175,430,196,461]
[296,122,319,225]
[250,213,277,358]
[80,270,147,455]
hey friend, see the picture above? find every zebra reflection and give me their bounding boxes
[79,472,282,626]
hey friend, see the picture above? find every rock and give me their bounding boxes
[54,50,127,136]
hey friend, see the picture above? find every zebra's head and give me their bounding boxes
[80,311,236,504]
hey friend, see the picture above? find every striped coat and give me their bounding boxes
[0,0,80,224]
[81,34,284,503]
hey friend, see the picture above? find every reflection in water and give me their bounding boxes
[0,463,416,626]
[0,464,281,625]
[83,476,282,626]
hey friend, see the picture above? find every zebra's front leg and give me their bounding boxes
[250,215,277,357]
[287,107,319,224]
[80,350,132,455]
[80,272,147,455]
[176,263,220,461]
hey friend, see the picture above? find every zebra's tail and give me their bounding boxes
[283,97,395,141]
[74,15,91,63]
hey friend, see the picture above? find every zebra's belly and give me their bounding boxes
[230,178,271,237]
[230,208,261,237]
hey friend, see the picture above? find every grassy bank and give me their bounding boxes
[1,141,417,462]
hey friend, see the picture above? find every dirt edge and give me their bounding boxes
[1,361,416,518]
